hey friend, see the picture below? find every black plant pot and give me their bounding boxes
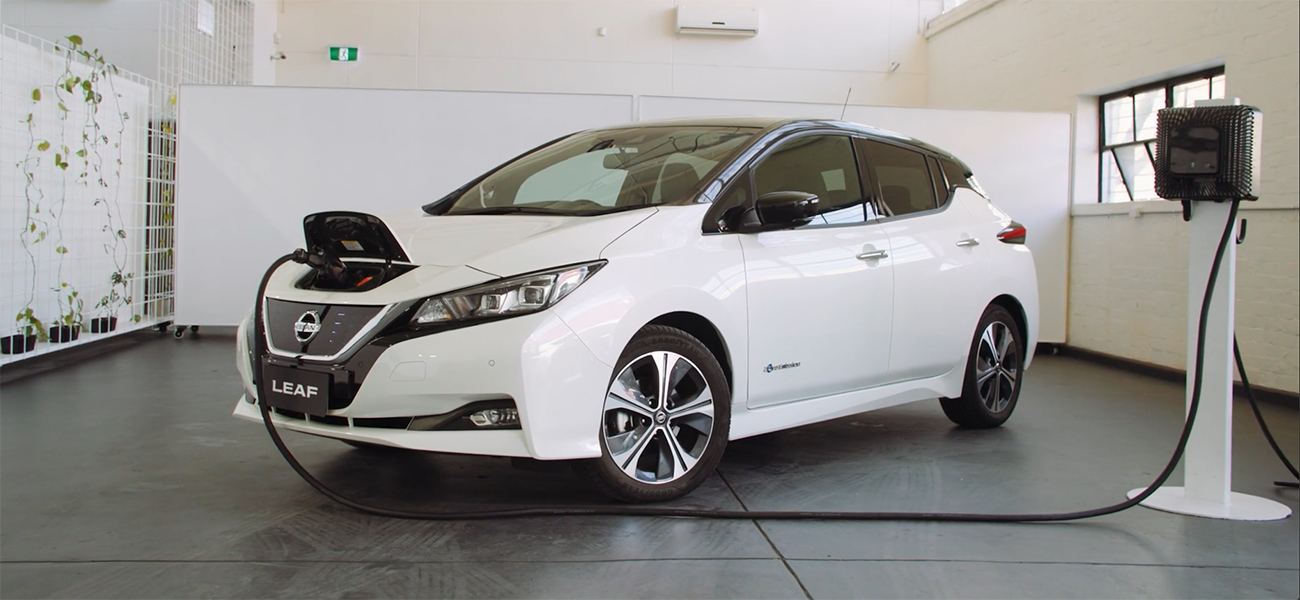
[1,334,38,354]
[49,325,81,343]
[90,317,118,334]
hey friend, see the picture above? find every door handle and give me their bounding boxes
[856,250,888,261]
[956,238,980,247]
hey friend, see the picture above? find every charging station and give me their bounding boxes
[1126,100,1292,521]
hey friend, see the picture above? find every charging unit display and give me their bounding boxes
[1125,100,1290,521]
[250,103,1295,523]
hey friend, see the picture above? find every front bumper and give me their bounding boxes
[235,310,613,459]
[233,398,533,456]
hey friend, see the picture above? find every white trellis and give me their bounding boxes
[2,1,253,361]
[1,26,174,363]
[154,0,256,336]
[160,0,255,91]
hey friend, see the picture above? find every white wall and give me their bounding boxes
[926,0,1300,393]
[272,0,941,106]
[251,0,277,84]
[0,0,162,81]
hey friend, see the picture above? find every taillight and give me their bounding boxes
[997,221,1027,244]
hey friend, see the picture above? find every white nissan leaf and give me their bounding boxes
[234,117,1039,502]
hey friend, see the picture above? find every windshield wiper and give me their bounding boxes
[447,206,568,216]
[447,203,659,217]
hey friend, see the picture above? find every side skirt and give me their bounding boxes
[728,363,965,440]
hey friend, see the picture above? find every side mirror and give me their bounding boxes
[743,191,818,231]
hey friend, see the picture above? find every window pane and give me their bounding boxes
[864,141,937,216]
[447,126,754,214]
[1101,150,1130,203]
[1134,89,1164,140]
[1210,74,1226,99]
[1173,78,1210,108]
[1104,97,1135,145]
[1112,144,1160,202]
[516,151,628,206]
[754,135,865,225]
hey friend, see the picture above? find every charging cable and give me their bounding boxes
[255,200,1279,521]
[1234,337,1300,488]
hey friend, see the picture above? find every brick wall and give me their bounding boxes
[926,0,1299,393]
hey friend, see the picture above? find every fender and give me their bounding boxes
[553,205,751,408]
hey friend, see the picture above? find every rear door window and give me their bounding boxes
[862,141,937,217]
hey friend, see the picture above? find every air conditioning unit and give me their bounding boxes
[676,5,759,37]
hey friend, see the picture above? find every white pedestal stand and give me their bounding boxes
[1127,201,1290,521]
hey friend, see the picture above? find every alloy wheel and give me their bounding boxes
[975,321,1019,413]
[601,351,715,484]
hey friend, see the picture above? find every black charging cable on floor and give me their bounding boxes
[1234,337,1300,489]
[255,200,1278,521]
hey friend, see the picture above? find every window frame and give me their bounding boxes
[858,138,957,222]
[1097,67,1225,203]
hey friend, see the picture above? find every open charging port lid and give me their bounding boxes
[302,212,411,263]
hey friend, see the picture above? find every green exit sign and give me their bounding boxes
[329,46,358,61]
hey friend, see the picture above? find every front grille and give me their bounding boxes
[265,299,384,359]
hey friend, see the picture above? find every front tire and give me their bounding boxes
[940,304,1023,428]
[575,325,731,503]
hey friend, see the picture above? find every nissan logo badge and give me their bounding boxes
[294,310,322,343]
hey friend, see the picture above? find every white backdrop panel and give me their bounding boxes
[176,86,634,326]
[640,96,1071,344]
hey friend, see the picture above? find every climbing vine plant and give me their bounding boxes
[14,34,138,343]
[16,85,51,340]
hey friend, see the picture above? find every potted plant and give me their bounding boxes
[49,289,82,343]
[91,280,127,333]
[2,309,45,355]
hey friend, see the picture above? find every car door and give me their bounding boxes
[733,133,895,409]
[860,140,989,381]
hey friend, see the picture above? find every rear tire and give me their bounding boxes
[940,305,1023,428]
[575,325,731,503]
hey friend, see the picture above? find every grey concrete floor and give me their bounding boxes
[1,333,1297,599]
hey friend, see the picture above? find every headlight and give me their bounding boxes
[410,261,605,326]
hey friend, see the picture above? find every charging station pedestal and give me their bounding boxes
[1127,201,1291,521]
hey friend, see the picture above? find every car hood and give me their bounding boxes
[382,208,658,277]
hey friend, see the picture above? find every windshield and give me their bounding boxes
[436,126,757,216]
